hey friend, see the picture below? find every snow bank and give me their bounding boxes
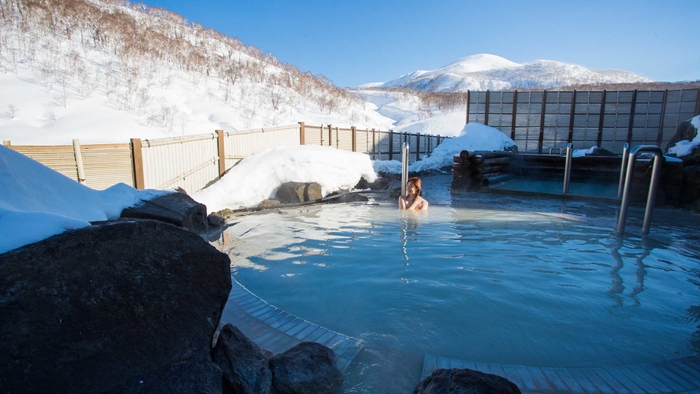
[667,115,700,157]
[192,145,377,212]
[375,123,516,174]
[0,146,166,254]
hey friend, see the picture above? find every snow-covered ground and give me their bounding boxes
[0,145,166,254]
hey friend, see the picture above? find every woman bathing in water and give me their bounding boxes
[398,177,429,210]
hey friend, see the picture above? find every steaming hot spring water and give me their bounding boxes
[217,175,700,393]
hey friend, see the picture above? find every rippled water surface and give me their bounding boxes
[219,175,700,393]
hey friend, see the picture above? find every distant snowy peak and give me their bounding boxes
[437,54,520,74]
[377,54,652,92]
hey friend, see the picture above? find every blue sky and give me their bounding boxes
[141,0,698,88]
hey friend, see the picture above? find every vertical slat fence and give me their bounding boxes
[467,88,699,154]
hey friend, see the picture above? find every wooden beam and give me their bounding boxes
[538,90,547,154]
[320,124,325,145]
[351,126,357,152]
[695,88,700,117]
[465,90,470,124]
[597,90,607,148]
[388,130,394,161]
[626,90,637,144]
[216,129,225,178]
[416,133,420,161]
[511,90,518,140]
[130,138,145,190]
[72,139,86,184]
[484,90,491,125]
[656,89,668,147]
[2,140,10,147]
[568,90,576,143]
[298,122,305,145]
[327,124,333,148]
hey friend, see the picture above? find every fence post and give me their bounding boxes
[416,133,421,161]
[568,90,576,143]
[130,138,145,190]
[627,90,637,145]
[320,124,325,145]
[656,89,668,147]
[298,122,306,145]
[2,140,10,147]
[466,90,470,124]
[351,126,357,152]
[372,129,376,159]
[327,124,333,148]
[695,89,700,117]
[538,90,547,154]
[484,90,491,125]
[72,139,86,184]
[216,129,225,178]
[597,90,606,148]
[335,126,339,147]
[511,90,518,140]
[389,130,394,161]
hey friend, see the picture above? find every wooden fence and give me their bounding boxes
[4,140,135,190]
[3,123,446,193]
[466,88,700,154]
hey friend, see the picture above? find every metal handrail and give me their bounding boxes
[400,142,409,197]
[616,145,664,235]
[617,143,630,199]
[562,143,573,195]
[549,146,563,155]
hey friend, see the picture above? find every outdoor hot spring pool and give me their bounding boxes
[217,175,700,392]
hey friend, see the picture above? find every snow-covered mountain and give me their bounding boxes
[376,54,653,92]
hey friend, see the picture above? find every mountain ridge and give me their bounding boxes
[373,54,653,92]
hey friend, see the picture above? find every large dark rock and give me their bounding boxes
[212,324,272,394]
[118,353,223,394]
[121,192,209,234]
[270,342,343,394]
[275,182,323,204]
[354,176,389,190]
[681,165,700,205]
[665,120,698,153]
[413,368,521,394]
[0,220,232,394]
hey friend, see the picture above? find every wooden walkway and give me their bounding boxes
[220,278,362,372]
[422,355,700,393]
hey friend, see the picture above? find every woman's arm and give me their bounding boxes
[407,196,425,210]
[418,198,429,210]
[398,196,407,210]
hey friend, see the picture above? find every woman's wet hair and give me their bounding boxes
[407,177,422,195]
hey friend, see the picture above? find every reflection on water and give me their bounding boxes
[609,236,652,307]
[214,183,700,393]
[399,212,422,262]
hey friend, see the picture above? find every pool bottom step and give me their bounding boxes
[221,278,362,372]
[421,354,700,394]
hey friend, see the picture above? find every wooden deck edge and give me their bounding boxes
[220,277,364,373]
[421,354,700,394]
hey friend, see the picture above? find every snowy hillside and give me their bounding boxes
[0,0,395,145]
[355,89,467,137]
[378,54,652,92]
